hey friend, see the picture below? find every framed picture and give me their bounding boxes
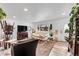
[37,24,53,31]
[37,24,49,31]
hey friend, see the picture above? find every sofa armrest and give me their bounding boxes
[11,39,38,56]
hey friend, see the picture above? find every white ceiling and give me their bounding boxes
[0,3,74,23]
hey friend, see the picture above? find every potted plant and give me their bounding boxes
[0,8,7,49]
[64,3,79,52]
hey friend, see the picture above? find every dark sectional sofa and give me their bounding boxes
[11,39,68,56]
[11,39,39,56]
[11,39,56,56]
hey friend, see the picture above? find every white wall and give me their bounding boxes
[32,16,69,41]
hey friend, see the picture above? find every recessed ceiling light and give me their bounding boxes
[24,8,28,12]
[13,16,16,18]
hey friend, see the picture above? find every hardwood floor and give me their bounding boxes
[0,40,71,56]
[49,41,70,56]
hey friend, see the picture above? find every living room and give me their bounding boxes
[0,3,79,56]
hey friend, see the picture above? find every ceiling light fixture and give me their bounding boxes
[13,16,16,18]
[24,8,28,12]
[62,13,66,16]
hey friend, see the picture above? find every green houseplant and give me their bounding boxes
[0,8,7,29]
[65,3,79,52]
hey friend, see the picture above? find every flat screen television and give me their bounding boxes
[17,25,27,32]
